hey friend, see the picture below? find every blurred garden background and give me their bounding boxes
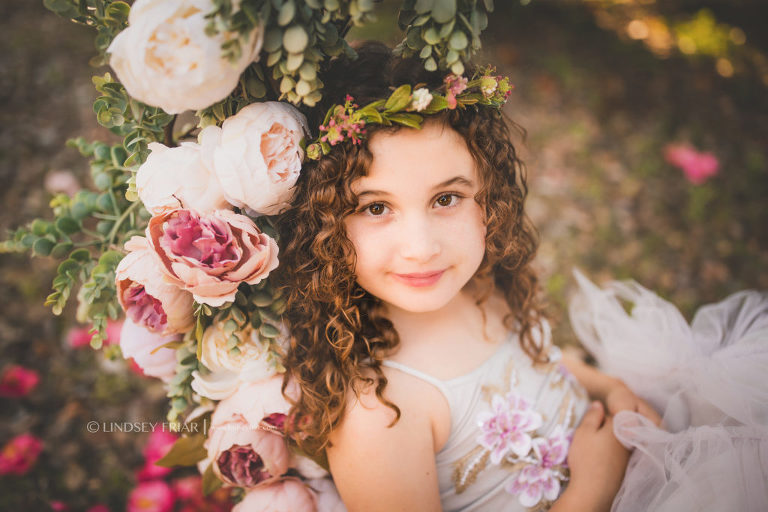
[1,0,766,510]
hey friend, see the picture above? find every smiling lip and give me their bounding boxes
[392,270,446,287]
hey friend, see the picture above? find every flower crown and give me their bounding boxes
[305,67,513,160]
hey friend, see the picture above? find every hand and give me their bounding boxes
[604,382,662,426]
[561,401,630,512]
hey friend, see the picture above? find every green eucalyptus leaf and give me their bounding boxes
[277,0,295,26]
[431,0,456,24]
[448,30,468,50]
[51,242,74,259]
[423,27,441,45]
[283,25,309,54]
[33,238,55,256]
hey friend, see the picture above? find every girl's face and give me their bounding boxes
[343,122,487,314]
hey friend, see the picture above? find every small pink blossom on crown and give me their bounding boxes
[444,74,469,109]
[318,95,366,147]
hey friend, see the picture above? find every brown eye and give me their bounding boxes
[435,194,458,207]
[366,203,387,216]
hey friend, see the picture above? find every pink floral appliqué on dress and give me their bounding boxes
[477,393,543,464]
[506,426,571,507]
[477,388,574,509]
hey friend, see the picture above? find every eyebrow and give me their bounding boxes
[356,175,475,198]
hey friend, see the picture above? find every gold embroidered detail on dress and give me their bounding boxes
[451,445,490,494]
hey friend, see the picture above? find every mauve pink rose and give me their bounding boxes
[207,376,295,487]
[233,478,317,512]
[0,365,40,398]
[0,433,43,475]
[212,102,308,215]
[146,208,279,307]
[120,319,179,381]
[137,430,178,481]
[116,236,195,335]
[126,480,175,512]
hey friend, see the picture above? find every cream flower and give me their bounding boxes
[107,0,263,114]
[190,323,278,400]
[146,208,279,307]
[411,88,433,112]
[120,319,179,381]
[212,102,308,215]
[137,128,229,214]
[116,236,194,335]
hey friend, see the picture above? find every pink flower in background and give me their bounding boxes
[664,143,719,184]
[0,365,40,397]
[127,480,175,512]
[85,505,110,512]
[0,433,43,475]
[146,209,279,307]
[477,393,543,464]
[136,430,178,481]
[232,478,317,512]
[49,500,69,511]
[67,321,122,349]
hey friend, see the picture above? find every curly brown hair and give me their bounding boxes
[274,42,546,457]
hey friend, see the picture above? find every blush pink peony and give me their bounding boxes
[232,478,317,512]
[120,319,179,381]
[212,102,308,215]
[137,129,229,215]
[117,236,195,335]
[0,433,43,475]
[0,365,40,398]
[146,208,279,307]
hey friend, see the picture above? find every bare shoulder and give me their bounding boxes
[327,369,442,512]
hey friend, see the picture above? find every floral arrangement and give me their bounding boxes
[2,0,507,509]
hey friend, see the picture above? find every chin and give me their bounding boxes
[380,287,460,313]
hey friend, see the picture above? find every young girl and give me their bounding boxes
[275,42,662,511]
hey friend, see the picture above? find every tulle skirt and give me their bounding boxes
[569,271,768,512]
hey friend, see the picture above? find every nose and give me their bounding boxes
[397,213,441,262]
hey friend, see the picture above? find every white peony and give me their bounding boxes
[190,323,279,400]
[107,0,263,114]
[212,102,308,215]
[136,127,229,214]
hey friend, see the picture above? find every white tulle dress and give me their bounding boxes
[568,270,768,512]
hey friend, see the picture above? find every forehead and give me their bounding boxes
[352,122,477,194]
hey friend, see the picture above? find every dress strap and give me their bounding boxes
[380,360,452,402]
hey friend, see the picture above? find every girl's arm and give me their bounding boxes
[327,380,442,512]
[550,401,630,512]
[561,353,662,425]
